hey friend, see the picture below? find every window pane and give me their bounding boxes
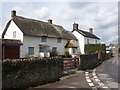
[28,47,34,54]
[87,39,89,44]
[57,38,61,43]
[41,36,47,42]
[52,47,57,52]
[73,48,76,53]
[13,31,16,38]
[39,47,45,52]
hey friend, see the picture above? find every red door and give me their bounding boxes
[4,45,20,59]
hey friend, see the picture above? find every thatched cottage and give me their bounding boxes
[2,10,79,59]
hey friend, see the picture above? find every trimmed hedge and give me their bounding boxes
[85,44,106,54]
[2,57,63,88]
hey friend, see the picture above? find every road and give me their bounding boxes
[95,53,120,89]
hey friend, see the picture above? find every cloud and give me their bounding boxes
[1,2,118,44]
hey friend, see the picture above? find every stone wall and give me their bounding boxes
[2,57,63,88]
[79,54,99,70]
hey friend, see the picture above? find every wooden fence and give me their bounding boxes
[63,58,79,71]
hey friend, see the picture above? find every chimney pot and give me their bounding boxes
[73,22,78,30]
[48,19,52,24]
[89,28,93,33]
[11,10,16,19]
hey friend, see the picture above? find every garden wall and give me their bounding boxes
[79,54,99,70]
[2,57,63,88]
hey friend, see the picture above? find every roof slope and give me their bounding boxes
[0,39,23,45]
[73,29,100,40]
[2,16,77,40]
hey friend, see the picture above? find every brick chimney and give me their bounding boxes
[89,28,93,33]
[73,22,78,30]
[47,19,52,24]
[11,10,16,19]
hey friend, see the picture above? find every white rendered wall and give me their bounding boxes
[84,37,99,44]
[4,20,23,42]
[20,35,68,58]
[72,31,85,54]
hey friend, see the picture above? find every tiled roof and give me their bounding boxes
[73,29,100,40]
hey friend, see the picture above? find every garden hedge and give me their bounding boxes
[85,44,106,54]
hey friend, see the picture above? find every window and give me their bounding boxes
[57,38,62,43]
[39,46,45,52]
[28,47,34,54]
[13,31,16,38]
[95,40,97,44]
[87,39,89,44]
[52,47,57,52]
[72,48,76,53]
[41,36,47,42]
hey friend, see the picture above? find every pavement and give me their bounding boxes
[33,70,91,89]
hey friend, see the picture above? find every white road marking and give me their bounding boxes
[86,79,92,82]
[86,76,89,79]
[93,76,98,79]
[102,86,109,88]
[98,82,105,86]
[92,69,109,89]
[92,87,98,90]
[88,83,95,87]
[85,72,89,74]
[85,71,97,90]
[95,79,100,82]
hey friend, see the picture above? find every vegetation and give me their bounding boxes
[64,50,72,58]
[50,51,58,57]
[85,44,106,54]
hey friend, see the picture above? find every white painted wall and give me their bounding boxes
[20,35,68,58]
[72,31,85,54]
[4,20,23,42]
[84,37,99,44]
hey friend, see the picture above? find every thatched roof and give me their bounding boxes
[0,39,23,45]
[72,29,100,40]
[2,16,77,40]
[65,41,78,48]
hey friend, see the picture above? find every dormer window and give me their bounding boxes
[13,31,16,38]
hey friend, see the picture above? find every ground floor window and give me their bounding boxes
[28,47,34,54]
[52,47,57,52]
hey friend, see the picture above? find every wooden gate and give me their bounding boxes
[64,58,79,71]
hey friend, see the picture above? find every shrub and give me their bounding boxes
[50,51,58,57]
[64,50,72,58]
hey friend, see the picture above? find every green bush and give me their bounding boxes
[85,44,106,54]
[64,50,72,58]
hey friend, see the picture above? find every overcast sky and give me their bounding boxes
[0,1,118,45]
